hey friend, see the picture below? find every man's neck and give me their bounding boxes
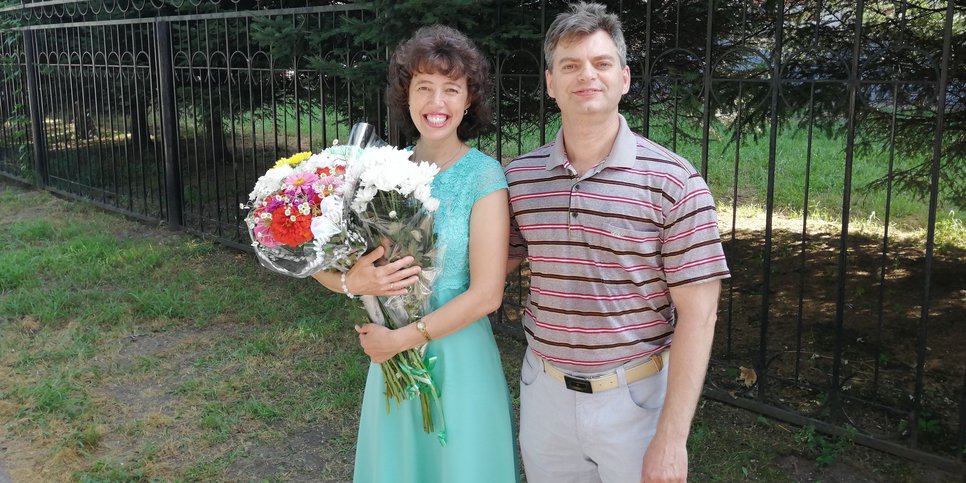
[560,112,622,176]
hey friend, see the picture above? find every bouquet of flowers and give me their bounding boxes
[244,148,364,277]
[243,123,446,443]
[342,127,447,444]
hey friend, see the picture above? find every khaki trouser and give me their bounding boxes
[519,347,669,483]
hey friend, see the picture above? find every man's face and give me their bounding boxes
[546,30,630,118]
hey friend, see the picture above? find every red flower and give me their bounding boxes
[270,205,313,247]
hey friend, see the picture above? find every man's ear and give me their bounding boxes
[546,69,557,99]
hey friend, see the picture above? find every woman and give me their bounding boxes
[312,25,518,483]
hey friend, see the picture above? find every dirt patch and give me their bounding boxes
[222,427,348,482]
[773,454,880,482]
[706,224,966,457]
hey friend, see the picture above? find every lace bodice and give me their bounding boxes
[428,148,508,306]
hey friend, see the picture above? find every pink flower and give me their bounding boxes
[285,171,320,192]
[314,175,343,197]
[253,222,282,248]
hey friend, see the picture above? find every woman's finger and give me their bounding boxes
[358,245,385,265]
[386,255,416,270]
[392,273,422,289]
[387,266,422,283]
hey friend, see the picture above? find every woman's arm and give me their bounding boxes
[357,188,510,362]
[312,245,422,298]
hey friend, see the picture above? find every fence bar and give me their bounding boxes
[829,0,866,422]
[757,0,785,400]
[155,20,182,228]
[912,0,955,450]
[959,363,965,460]
[698,0,713,178]
[22,29,46,186]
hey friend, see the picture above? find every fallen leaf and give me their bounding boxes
[738,366,757,387]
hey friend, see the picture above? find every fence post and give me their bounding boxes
[155,20,183,229]
[22,30,47,187]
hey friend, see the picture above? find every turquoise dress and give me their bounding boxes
[353,148,519,483]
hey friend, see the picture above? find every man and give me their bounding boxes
[504,3,730,482]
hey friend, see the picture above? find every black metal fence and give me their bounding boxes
[1,0,962,471]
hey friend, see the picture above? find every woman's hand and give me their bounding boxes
[355,323,402,363]
[343,246,422,297]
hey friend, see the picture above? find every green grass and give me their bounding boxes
[0,179,959,481]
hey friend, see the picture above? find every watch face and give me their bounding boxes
[416,321,430,340]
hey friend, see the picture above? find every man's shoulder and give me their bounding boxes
[624,131,700,178]
[504,142,555,174]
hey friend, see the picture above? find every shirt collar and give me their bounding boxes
[545,114,638,172]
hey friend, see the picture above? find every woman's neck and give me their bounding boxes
[412,138,468,172]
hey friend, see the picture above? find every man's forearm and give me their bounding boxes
[654,312,715,441]
[655,280,720,441]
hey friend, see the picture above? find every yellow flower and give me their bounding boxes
[273,151,313,169]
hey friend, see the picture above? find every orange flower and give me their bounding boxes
[270,205,313,247]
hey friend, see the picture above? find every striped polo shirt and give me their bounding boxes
[505,114,730,372]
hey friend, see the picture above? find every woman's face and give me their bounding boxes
[408,71,471,143]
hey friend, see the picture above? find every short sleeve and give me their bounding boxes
[661,173,730,287]
[472,152,509,203]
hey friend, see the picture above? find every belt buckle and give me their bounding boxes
[563,374,593,394]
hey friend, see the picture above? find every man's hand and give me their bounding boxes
[641,434,688,483]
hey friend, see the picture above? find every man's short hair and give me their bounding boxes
[544,2,627,71]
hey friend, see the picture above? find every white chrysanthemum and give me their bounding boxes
[249,164,294,201]
[423,197,440,212]
[347,146,440,213]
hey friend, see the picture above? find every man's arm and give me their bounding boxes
[641,279,720,483]
[506,256,523,275]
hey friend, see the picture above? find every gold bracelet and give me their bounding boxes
[415,320,432,342]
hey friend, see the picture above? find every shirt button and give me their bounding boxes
[571,211,578,218]
[574,184,580,191]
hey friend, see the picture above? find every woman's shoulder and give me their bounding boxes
[463,148,503,173]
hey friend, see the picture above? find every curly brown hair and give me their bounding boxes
[386,25,492,141]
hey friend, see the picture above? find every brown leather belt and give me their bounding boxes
[541,351,668,394]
